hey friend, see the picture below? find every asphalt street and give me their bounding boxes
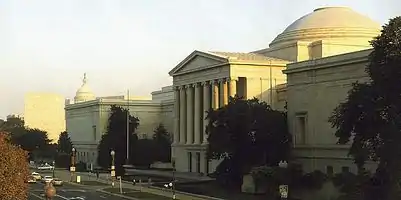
[28,171,128,200]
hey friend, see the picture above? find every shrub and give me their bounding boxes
[300,170,327,190]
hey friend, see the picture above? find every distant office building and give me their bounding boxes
[24,93,66,143]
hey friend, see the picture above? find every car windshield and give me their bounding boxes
[44,176,52,179]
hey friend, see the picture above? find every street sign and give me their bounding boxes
[111,170,116,177]
[76,176,81,183]
[279,185,288,198]
[70,167,76,172]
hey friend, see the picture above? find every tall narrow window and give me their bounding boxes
[188,152,192,172]
[295,112,307,144]
[196,152,201,173]
[92,125,97,141]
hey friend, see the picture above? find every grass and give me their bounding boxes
[122,174,173,183]
[103,187,176,200]
[77,180,109,186]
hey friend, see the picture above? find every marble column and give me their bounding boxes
[219,79,228,106]
[212,80,219,109]
[179,86,186,144]
[173,86,180,144]
[186,85,194,145]
[202,81,211,144]
[229,77,238,98]
[194,83,202,145]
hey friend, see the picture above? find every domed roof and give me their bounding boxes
[270,7,381,47]
[74,73,95,103]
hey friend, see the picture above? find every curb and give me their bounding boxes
[149,185,225,200]
[96,189,140,200]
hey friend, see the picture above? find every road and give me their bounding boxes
[28,171,128,200]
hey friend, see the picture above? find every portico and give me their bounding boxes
[169,50,288,173]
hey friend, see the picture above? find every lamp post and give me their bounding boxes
[171,157,176,200]
[70,148,76,182]
[110,150,116,187]
[52,161,55,178]
[278,160,288,200]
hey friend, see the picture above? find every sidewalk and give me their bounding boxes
[54,169,224,200]
[124,167,213,181]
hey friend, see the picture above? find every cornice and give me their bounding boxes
[283,49,371,74]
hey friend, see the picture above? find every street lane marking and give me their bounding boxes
[55,194,69,199]
[99,195,107,198]
[29,192,45,200]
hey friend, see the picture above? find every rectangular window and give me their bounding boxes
[92,125,97,141]
[295,112,307,144]
[188,152,192,172]
[342,166,350,173]
[196,152,201,173]
[326,166,334,177]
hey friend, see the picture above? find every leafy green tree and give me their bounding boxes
[0,116,26,142]
[57,131,73,154]
[15,128,51,152]
[0,131,30,199]
[152,124,171,162]
[206,96,291,187]
[329,17,401,200]
[97,105,139,176]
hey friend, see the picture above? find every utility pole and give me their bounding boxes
[126,89,130,164]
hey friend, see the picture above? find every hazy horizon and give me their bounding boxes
[0,0,399,118]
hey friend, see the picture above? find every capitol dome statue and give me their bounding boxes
[74,73,96,103]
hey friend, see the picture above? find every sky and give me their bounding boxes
[0,0,399,118]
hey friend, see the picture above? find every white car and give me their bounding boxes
[31,172,41,180]
[27,176,37,183]
[37,164,54,170]
[42,176,53,183]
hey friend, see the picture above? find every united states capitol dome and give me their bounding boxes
[74,73,96,103]
[269,7,381,48]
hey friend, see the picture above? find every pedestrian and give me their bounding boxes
[96,171,99,179]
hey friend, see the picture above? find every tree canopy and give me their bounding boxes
[206,96,291,187]
[0,132,30,199]
[152,124,171,162]
[329,17,401,199]
[97,105,139,175]
[57,131,73,154]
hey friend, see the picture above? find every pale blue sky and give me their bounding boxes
[0,0,399,118]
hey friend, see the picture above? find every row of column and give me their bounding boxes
[173,78,238,145]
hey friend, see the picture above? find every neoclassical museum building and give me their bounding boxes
[66,6,383,174]
[169,6,381,174]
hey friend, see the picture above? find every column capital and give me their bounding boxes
[228,77,238,82]
[185,84,193,89]
[218,78,227,83]
[201,81,209,86]
[178,85,186,90]
[192,83,201,87]
[174,86,180,91]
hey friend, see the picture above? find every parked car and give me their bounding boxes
[52,178,63,186]
[27,176,37,183]
[37,163,54,170]
[41,176,53,183]
[31,172,41,180]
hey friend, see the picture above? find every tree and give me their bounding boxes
[152,124,172,162]
[97,105,139,176]
[0,131,30,199]
[0,116,25,142]
[57,131,73,154]
[329,17,401,200]
[16,128,51,152]
[206,96,291,187]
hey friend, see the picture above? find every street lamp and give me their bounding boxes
[70,148,76,182]
[278,160,288,200]
[171,157,176,200]
[110,150,116,187]
[52,161,55,178]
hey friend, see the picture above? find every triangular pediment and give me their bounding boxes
[169,50,229,76]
